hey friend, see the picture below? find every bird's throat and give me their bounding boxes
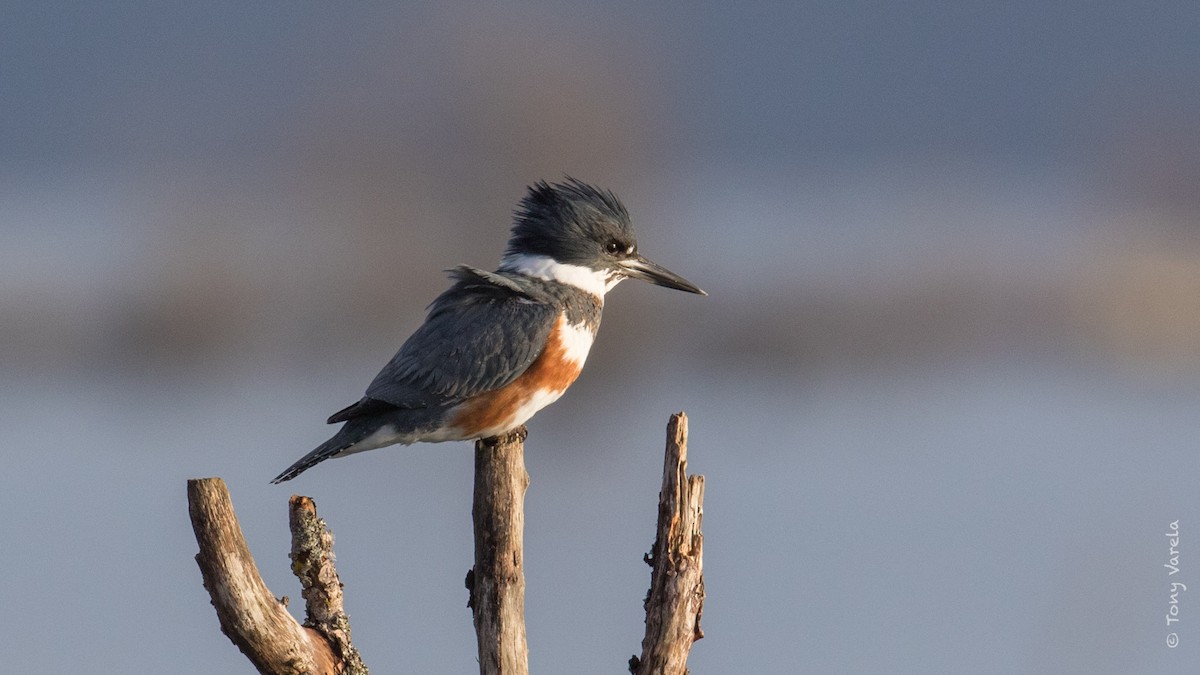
[499,253,622,299]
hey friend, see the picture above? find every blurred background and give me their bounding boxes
[3,2,1199,673]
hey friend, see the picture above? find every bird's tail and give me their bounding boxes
[271,423,375,484]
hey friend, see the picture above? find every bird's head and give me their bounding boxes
[500,178,706,297]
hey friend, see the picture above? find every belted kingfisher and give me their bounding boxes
[272,178,705,483]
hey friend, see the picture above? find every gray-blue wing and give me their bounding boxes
[329,267,556,422]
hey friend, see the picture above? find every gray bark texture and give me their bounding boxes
[187,477,367,675]
[467,426,531,675]
[631,412,706,675]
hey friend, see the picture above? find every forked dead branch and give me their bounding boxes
[188,413,705,674]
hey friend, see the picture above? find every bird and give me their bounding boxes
[271,178,706,483]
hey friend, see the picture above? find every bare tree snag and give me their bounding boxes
[189,413,705,672]
[466,426,531,675]
[631,412,706,675]
[187,477,366,674]
[289,495,369,674]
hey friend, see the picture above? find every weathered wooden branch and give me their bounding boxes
[187,477,367,674]
[190,413,704,673]
[631,412,706,675]
[466,426,531,675]
[289,495,369,674]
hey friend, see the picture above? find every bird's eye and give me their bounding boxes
[605,241,623,255]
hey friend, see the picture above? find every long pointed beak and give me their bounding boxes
[619,255,707,295]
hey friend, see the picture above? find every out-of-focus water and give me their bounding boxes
[3,353,1196,673]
